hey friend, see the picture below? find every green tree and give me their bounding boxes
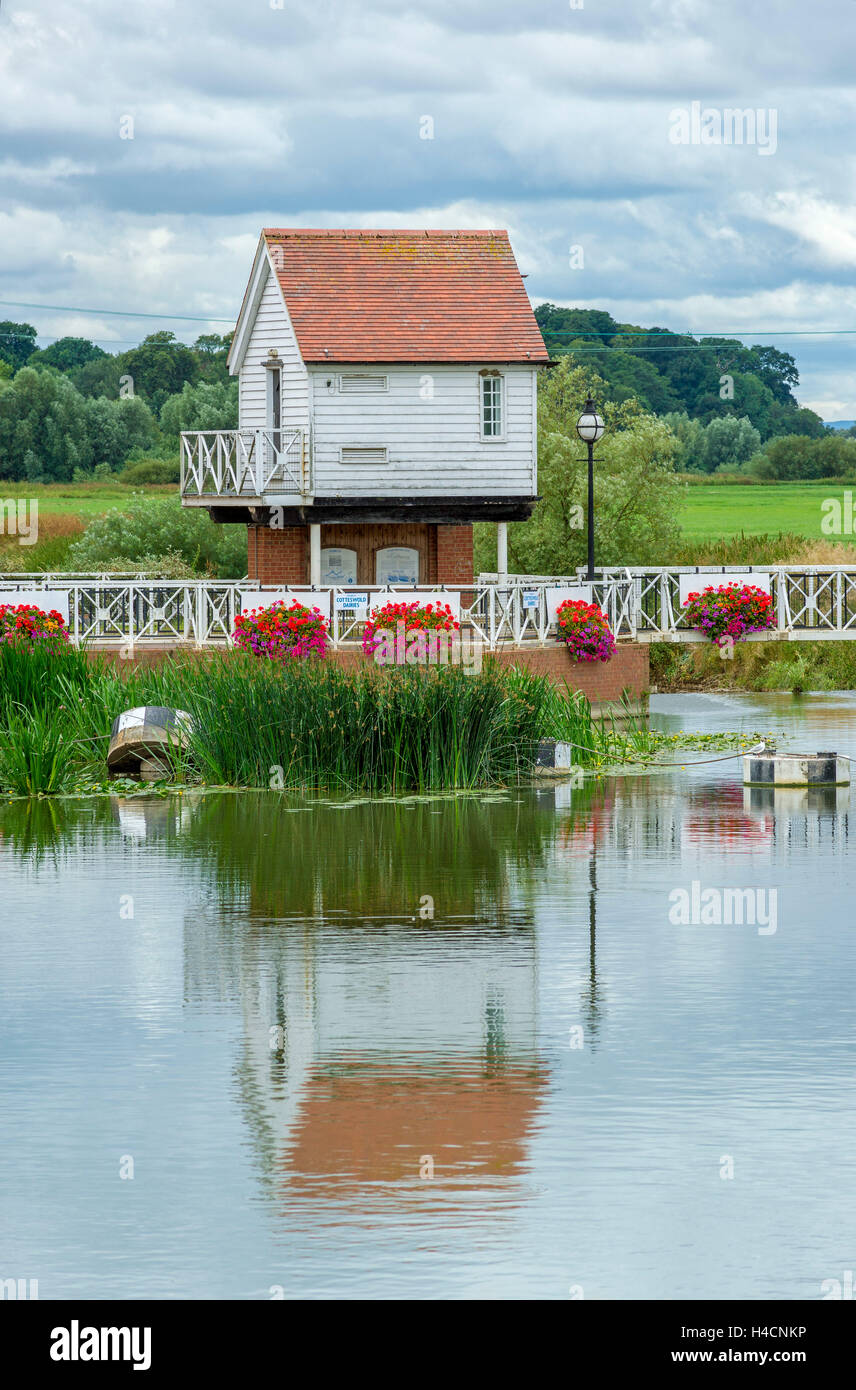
[757,433,856,479]
[28,337,108,372]
[766,402,827,439]
[117,331,199,413]
[700,415,762,472]
[480,359,681,574]
[192,332,233,384]
[662,412,706,471]
[0,320,38,371]
[69,354,123,399]
[159,379,238,441]
[84,395,158,471]
[0,367,93,481]
[68,495,247,577]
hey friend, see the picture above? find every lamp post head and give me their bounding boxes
[576,396,605,444]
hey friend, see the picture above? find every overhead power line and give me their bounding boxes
[542,329,856,338]
[0,296,853,337]
[0,298,235,324]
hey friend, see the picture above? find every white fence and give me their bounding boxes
[3,566,856,647]
[180,428,311,501]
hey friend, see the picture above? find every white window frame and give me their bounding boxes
[265,362,282,430]
[479,372,505,441]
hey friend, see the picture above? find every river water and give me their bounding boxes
[1,692,855,1300]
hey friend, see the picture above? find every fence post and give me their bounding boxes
[776,569,788,631]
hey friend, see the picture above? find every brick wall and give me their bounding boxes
[485,643,649,701]
[246,521,474,586]
[248,525,307,584]
[325,643,648,700]
[319,522,436,584]
[85,641,648,701]
[435,524,474,586]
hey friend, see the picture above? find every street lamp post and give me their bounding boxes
[576,396,605,581]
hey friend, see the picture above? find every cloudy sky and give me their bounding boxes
[1,0,854,416]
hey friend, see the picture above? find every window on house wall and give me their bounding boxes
[376,547,419,584]
[321,548,358,585]
[480,373,504,438]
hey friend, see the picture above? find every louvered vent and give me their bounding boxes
[339,374,388,392]
[340,446,389,465]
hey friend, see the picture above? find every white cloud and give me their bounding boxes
[1,0,855,408]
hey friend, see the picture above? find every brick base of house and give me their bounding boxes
[247,521,474,586]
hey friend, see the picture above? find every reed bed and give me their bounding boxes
[175,656,551,792]
[0,645,723,797]
[0,648,555,794]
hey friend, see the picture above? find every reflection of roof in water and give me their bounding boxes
[282,1060,547,1188]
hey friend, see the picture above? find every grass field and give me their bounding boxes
[678,481,848,540]
[0,481,174,518]
[2,479,856,574]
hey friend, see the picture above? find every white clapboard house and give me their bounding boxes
[180,228,550,590]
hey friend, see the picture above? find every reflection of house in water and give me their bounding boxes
[181,793,551,1200]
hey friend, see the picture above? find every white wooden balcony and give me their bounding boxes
[180,428,311,504]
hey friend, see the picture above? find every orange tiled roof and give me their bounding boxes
[262,228,550,363]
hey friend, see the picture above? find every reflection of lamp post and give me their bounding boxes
[584,837,602,1041]
[576,397,605,581]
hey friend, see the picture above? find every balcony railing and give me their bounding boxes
[180,428,311,501]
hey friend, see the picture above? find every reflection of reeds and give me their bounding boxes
[181,788,557,922]
[0,795,113,863]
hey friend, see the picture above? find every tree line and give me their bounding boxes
[1,310,851,485]
[0,324,237,482]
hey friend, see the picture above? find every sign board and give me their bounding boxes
[678,573,771,607]
[334,590,370,619]
[522,589,540,611]
[1,589,70,624]
[321,548,358,585]
[545,584,594,624]
[376,547,420,585]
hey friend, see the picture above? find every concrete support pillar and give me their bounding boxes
[309,523,322,586]
[497,521,508,580]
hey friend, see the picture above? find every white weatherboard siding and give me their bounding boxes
[309,365,537,498]
[237,264,310,433]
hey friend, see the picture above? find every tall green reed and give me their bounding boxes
[177,655,551,792]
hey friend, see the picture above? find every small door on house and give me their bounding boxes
[376,547,419,584]
[321,547,358,585]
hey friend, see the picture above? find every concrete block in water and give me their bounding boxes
[743,750,850,788]
[534,739,574,773]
